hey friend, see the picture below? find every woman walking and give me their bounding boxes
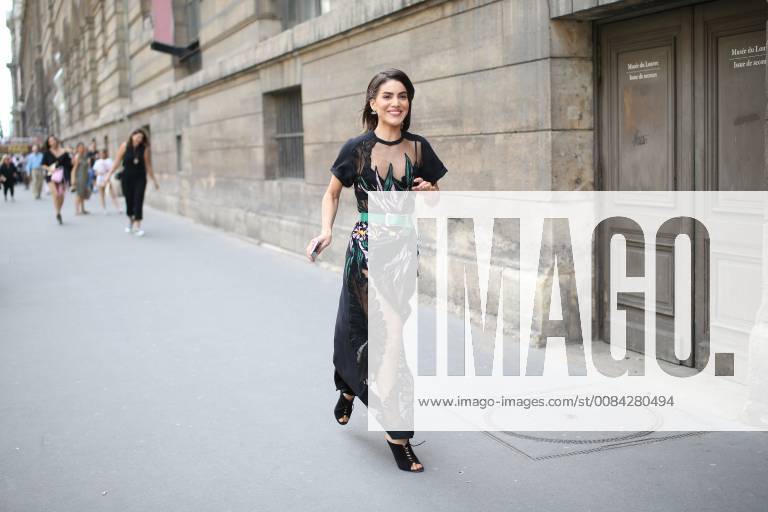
[93,149,119,213]
[71,142,91,215]
[104,128,159,236]
[41,135,72,225]
[306,69,447,473]
[0,154,17,202]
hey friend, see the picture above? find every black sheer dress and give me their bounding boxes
[329,130,447,438]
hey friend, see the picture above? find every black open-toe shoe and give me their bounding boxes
[334,392,354,425]
[386,439,424,473]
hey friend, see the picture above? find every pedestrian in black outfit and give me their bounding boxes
[0,155,17,202]
[306,68,448,473]
[104,128,159,237]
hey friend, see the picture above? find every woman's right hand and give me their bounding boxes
[306,234,331,262]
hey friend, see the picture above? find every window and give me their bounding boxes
[279,0,323,30]
[175,134,183,173]
[263,87,305,179]
[100,0,108,58]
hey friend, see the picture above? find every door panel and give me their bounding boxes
[694,0,767,375]
[716,31,765,191]
[598,8,693,365]
[617,45,676,190]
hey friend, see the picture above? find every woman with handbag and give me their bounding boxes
[305,69,447,473]
[42,135,72,225]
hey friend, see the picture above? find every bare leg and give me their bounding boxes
[48,182,59,214]
[99,185,105,210]
[50,181,65,224]
[109,184,120,211]
[57,186,65,213]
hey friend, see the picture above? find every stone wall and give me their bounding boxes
[14,0,595,268]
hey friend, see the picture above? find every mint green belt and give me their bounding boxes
[359,212,412,226]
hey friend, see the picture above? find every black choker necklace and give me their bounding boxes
[373,132,403,145]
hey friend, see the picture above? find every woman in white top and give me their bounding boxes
[93,149,119,213]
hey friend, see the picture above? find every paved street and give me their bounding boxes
[1,189,767,512]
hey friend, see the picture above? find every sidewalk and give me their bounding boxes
[1,190,766,512]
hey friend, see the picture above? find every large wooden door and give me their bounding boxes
[597,0,766,370]
[694,0,767,375]
[598,8,695,366]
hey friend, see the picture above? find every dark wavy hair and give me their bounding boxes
[125,128,150,152]
[42,134,60,153]
[361,69,415,132]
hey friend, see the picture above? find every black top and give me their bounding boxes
[122,144,147,179]
[42,150,72,170]
[0,163,16,184]
[86,150,98,169]
[330,130,448,213]
[42,150,73,182]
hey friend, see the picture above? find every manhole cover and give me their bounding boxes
[499,430,654,444]
[485,430,706,460]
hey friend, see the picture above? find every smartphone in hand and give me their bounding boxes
[309,239,322,261]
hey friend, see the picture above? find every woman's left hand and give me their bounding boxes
[153,179,159,190]
[411,177,437,191]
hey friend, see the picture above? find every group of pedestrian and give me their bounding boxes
[0,149,50,200]
[0,149,33,200]
[3,128,159,236]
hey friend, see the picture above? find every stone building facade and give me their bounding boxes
[8,0,768,372]
[8,0,599,255]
